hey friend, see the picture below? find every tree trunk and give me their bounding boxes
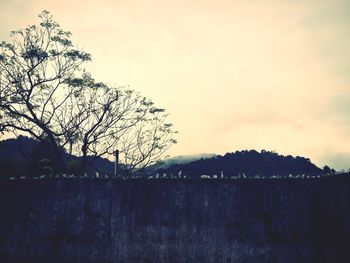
[80,144,88,175]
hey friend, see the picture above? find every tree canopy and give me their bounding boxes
[0,11,177,175]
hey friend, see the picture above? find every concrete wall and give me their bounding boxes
[0,177,349,263]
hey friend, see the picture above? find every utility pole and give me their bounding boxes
[114,149,119,177]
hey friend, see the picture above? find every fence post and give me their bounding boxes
[114,150,119,177]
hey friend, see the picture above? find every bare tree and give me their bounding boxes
[0,11,177,175]
[62,73,177,174]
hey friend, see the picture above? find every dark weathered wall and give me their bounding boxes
[0,177,349,263]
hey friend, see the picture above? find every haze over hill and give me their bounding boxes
[158,153,217,168]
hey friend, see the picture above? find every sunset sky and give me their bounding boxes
[1,0,350,170]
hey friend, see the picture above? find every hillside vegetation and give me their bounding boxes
[0,137,335,179]
[155,150,332,178]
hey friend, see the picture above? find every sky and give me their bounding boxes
[1,0,350,170]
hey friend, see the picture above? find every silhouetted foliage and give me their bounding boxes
[28,140,63,175]
[0,11,176,175]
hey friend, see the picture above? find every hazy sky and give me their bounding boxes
[1,0,350,169]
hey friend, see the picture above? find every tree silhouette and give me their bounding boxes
[0,11,176,175]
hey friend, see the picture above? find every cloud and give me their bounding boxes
[326,91,350,131]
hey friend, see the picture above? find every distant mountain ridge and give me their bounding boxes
[0,137,332,178]
[0,136,37,165]
[0,136,114,176]
[155,150,327,178]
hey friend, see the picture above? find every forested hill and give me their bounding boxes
[0,137,332,178]
[156,150,329,178]
[0,136,114,176]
